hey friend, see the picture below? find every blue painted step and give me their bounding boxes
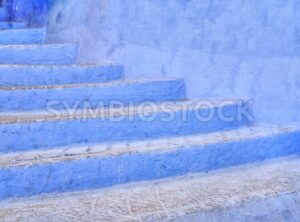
[0,28,44,45]
[0,8,7,21]
[0,125,298,200]
[0,43,78,65]
[0,78,185,111]
[0,100,248,153]
[0,22,26,30]
[0,64,124,86]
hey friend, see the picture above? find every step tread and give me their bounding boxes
[0,28,44,33]
[0,99,238,124]
[1,156,299,221]
[0,22,27,29]
[1,125,298,167]
[0,64,118,68]
[0,77,182,91]
[0,43,77,48]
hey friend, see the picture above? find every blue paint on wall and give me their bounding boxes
[5,0,53,25]
[46,0,300,125]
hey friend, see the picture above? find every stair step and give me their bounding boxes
[0,154,299,220]
[0,125,296,199]
[0,64,124,86]
[0,28,45,45]
[0,22,26,30]
[0,78,185,112]
[0,100,248,152]
[0,43,78,65]
[0,8,7,21]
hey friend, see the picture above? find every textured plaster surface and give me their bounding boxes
[47,0,300,124]
[0,28,45,45]
[0,78,185,111]
[0,43,78,65]
[0,7,7,21]
[0,100,246,152]
[0,156,299,221]
[0,64,124,86]
[0,125,299,200]
[0,22,26,29]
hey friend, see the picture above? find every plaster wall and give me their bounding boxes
[47,0,300,124]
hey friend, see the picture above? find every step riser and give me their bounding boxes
[0,8,7,21]
[0,104,245,152]
[0,44,78,65]
[0,22,27,30]
[0,131,298,200]
[0,65,124,86]
[0,80,185,112]
[0,29,44,45]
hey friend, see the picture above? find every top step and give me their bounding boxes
[0,28,45,45]
[0,22,27,30]
[0,8,7,21]
[0,43,78,65]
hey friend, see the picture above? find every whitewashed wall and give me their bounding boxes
[47,0,300,124]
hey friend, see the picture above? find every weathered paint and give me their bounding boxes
[0,22,26,29]
[0,7,7,21]
[48,0,300,125]
[0,43,78,65]
[0,101,247,153]
[0,64,124,86]
[0,79,185,111]
[0,126,299,199]
[5,0,53,25]
[0,28,45,45]
[1,156,300,220]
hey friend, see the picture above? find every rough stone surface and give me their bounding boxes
[0,28,45,45]
[0,64,124,86]
[0,43,78,65]
[47,0,300,125]
[0,156,299,221]
[0,78,185,111]
[0,125,299,200]
[0,22,26,30]
[0,100,246,152]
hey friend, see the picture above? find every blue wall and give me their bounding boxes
[5,0,53,25]
[46,0,300,125]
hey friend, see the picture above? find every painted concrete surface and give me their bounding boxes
[0,22,26,30]
[0,7,7,21]
[0,28,45,45]
[173,192,300,222]
[0,43,78,65]
[0,125,298,200]
[0,100,247,152]
[0,156,299,221]
[0,64,124,86]
[0,78,185,111]
[47,0,300,125]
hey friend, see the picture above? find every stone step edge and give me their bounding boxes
[0,22,26,26]
[1,155,299,221]
[0,64,121,68]
[0,42,77,49]
[0,77,181,91]
[0,99,241,124]
[0,125,298,168]
[0,27,45,33]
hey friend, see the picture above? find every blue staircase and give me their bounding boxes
[0,5,300,205]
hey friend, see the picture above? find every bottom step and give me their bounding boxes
[0,125,300,200]
[1,156,300,221]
